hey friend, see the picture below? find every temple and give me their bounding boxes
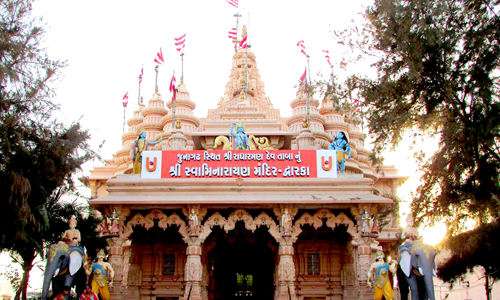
[88,37,407,300]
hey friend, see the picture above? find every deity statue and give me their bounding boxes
[230,122,250,150]
[361,209,374,235]
[109,209,120,235]
[85,249,115,300]
[280,209,292,236]
[188,209,199,236]
[62,216,81,247]
[367,250,398,300]
[131,129,162,174]
[328,131,352,173]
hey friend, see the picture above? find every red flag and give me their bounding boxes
[300,68,307,85]
[297,40,307,57]
[138,67,143,84]
[240,34,247,49]
[227,0,238,8]
[323,50,331,66]
[122,92,129,107]
[169,73,177,101]
[228,28,237,40]
[155,48,164,64]
[175,34,186,52]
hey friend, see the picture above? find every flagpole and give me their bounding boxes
[172,71,176,129]
[245,45,249,101]
[122,105,126,134]
[138,76,142,106]
[234,13,241,52]
[306,55,311,126]
[172,100,176,129]
[155,64,159,93]
[180,52,185,84]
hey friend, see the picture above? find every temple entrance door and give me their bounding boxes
[207,223,277,300]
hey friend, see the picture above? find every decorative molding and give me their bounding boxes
[225,209,255,233]
[120,210,188,240]
[145,209,169,230]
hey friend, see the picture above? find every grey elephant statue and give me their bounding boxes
[399,238,437,300]
[42,242,87,300]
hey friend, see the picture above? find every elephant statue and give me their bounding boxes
[399,238,437,300]
[42,242,87,300]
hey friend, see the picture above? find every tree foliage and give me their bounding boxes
[0,0,103,298]
[333,0,500,283]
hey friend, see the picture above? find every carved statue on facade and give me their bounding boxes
[280,209,292,236]
[214,122,274,150]
[131,128,162,174]
[367,250,397,300]
[109,209,120,235]
[230,122,250,150]
[188,209,199,236]
[328,131,352,173]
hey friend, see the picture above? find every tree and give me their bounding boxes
[0,1,102,299]
[333,0,500,294]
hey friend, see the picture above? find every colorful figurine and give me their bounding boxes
[131,129,162,174]
[367,250,398,300]
[230,122,250,150]
[328,131,352,173]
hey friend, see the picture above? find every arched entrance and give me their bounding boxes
[205,223,277,300]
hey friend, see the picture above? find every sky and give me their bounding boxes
[29,0,446,242]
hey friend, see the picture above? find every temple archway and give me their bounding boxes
[204,222,278,300]
[199,209,279,300]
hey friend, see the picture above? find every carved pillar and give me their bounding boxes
[341,242,359,300]
[274,205,299,300]
[107,237,127,300]
[181,205,207,300]
[181,237,203,300]
[104,206,130,300]
[275,238,298,300]
[351,205,381,300]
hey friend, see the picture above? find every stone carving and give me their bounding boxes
[269,209,361,242]
[121,210,188,240]
[292,212,322,240]
[109,209,121,235]
[278,257,296,282]
[224,209,256,233]
[198,210,279,243]
[324,212,358,237]
[280,209,293,236]
[253,212,281,242]
[188,209,200,236]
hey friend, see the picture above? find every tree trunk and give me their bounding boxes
[485,274,492,300]
[14,250,35,300]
